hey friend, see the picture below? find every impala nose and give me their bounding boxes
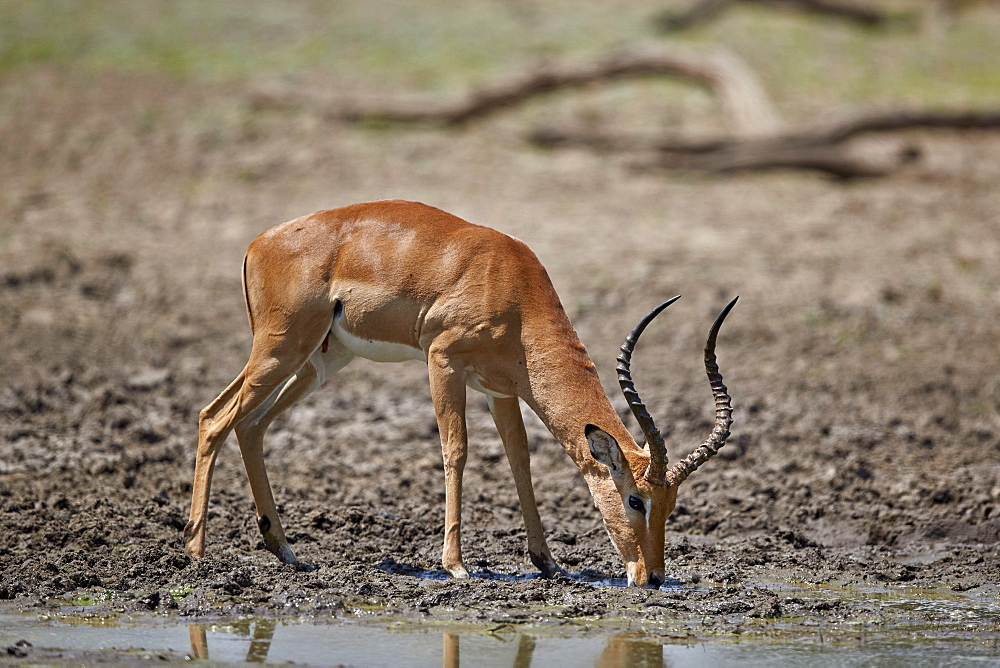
[646,574,663,589]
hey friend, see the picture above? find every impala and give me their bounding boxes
[184,200,736,588]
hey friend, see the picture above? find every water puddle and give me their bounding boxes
[2,612,999,666]
[758,578,1000,622]
[374,559,634,589]
[2,580,1000,666]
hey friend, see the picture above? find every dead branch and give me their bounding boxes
[335,42,1000,178]
[654,0,732,32]
[654,0,895,33]
[648,140,915,179]
[530,110,1000,178]
[798,109,1000,144]
[336,47,780,138]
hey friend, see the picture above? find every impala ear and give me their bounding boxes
[586,424,626,479]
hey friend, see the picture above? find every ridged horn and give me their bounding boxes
[665,296,738,488]
[617,295,681,486]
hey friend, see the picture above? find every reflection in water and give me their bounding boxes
[187,624,207,659]
[247,619,278,662]
[597,634,665,668]
[188,619,277,663]
[188,621,664,666]
[513,633,536,668]
[443,631,459,668]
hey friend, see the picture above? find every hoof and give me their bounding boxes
[276,544,298,566]
[183,523,205,559]
[260,523,298,566]
[530,551,563,578]
[446,565,470,580]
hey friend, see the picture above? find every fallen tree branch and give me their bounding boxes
[336,47,780,138]
[336,41,1000,178]
[794,109,1000,144]
[654,0,896,33]
[530,109,1000,178]
[654,0,732,32]
[648,141,916,179]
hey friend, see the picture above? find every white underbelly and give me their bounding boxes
[330,319,513,399]
[466,372,514,399]
[331,320,426,363]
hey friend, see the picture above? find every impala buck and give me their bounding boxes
[184,200,737,588]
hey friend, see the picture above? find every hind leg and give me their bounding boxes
[185,371,249,559]
[234,340,353,564]
[184,311,333,560]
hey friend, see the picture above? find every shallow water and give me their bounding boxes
[3,577,1000,666]
[758,578,1000,619]
[3,609,1000,667]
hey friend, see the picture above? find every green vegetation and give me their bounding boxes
[0,0,633,86]
[70,591,107,606]
[167,585,193,600]
[1,0,997,110]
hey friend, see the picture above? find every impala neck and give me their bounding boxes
[520,328,640,483]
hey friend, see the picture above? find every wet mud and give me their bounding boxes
[1,68,1000,662]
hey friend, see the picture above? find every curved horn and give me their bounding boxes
[666,296,738,488]
[617,295,681,485]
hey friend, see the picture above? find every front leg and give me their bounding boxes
[427,350,470,579]
[487,396,561,577]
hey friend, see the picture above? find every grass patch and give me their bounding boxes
[167,585,194,600]
[70,591,108,606]
[0,1,996,110]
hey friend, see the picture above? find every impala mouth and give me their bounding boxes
[625,562,665,589]
[626,563,640,588]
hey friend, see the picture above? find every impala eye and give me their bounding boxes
[628,495,646,514]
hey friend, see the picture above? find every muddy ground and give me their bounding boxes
[1,56,1000,658]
